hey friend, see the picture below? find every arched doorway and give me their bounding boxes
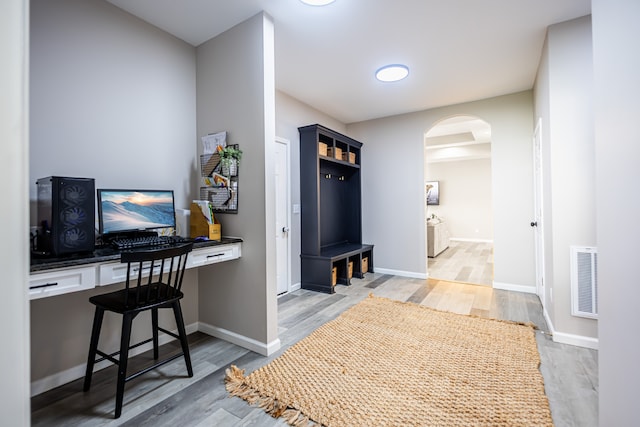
[424,115,494,286]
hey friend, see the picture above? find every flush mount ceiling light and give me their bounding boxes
[299,0,336,5]
[375,64,409,82]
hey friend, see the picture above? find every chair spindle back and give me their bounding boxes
[121,243,193,308]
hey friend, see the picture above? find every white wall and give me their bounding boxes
[30,0,197,212]
[533,16,597,344]
[29,0,199,387]
[592,0,640,424]
[426,158,493,241]
[196,13,279,354]
[348,92,534,288]
[275,91,346,286]
[0,0,30,423]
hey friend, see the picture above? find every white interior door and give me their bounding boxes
[532,119,546,306]
[274,137,291,295]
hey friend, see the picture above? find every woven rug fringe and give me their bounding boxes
[225,365,322,427]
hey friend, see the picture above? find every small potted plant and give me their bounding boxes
[217,144,242,177]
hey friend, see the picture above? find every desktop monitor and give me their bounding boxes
[97,189,176,236]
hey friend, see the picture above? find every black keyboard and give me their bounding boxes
[110,235,187,250]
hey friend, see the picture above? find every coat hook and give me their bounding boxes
[325,174,331,179]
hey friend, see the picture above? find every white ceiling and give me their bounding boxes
[105,0,590,124]
[425,116,492,163]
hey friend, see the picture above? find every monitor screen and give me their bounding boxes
[97,189,176,235]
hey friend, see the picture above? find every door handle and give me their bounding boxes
[530,221,538,227]
[282,227,290,233]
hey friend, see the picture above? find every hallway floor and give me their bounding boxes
[31,273,598,427]
[428,240,493,286]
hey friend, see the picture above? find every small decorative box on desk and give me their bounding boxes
[190,202,221,240]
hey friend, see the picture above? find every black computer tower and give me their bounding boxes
[37,176,95,256]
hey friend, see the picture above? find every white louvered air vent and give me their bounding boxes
[570,246,598,319]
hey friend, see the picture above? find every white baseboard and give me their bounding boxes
[197,322,281,356]
[492,281,537,294]
[30,322,199,397]
[31,319,283,397]
[450,238,494,243]
[543,307,599,350]
[374,267,427,280]
[551,329,599,349]
[278,282,300,298]
[290,282,301,292]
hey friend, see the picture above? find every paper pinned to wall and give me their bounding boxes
[201,131,227,154]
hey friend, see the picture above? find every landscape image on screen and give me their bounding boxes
[100,191,175,234]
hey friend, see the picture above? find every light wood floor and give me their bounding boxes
[31,275,598,426]
[428,240,494,286]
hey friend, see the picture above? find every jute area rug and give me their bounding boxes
[225,295,553,427]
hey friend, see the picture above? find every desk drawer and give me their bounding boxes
[187,244,240,268]
[29,267,96,300]
[98,261,165,286]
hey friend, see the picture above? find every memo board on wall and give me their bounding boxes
[199,143,240,213]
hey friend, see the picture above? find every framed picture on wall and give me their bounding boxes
[426,181,439,205]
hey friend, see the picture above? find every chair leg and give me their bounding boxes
[83,307,104,392]
[172,301,193,377]
[152,307,159,360]
[114,313,134,419]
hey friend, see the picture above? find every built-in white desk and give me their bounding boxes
[29,238,242,299]
[28,237,243,397]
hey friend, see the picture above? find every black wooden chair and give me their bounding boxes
[83,242,194,418]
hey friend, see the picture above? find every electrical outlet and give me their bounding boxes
[293,204,300,214]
